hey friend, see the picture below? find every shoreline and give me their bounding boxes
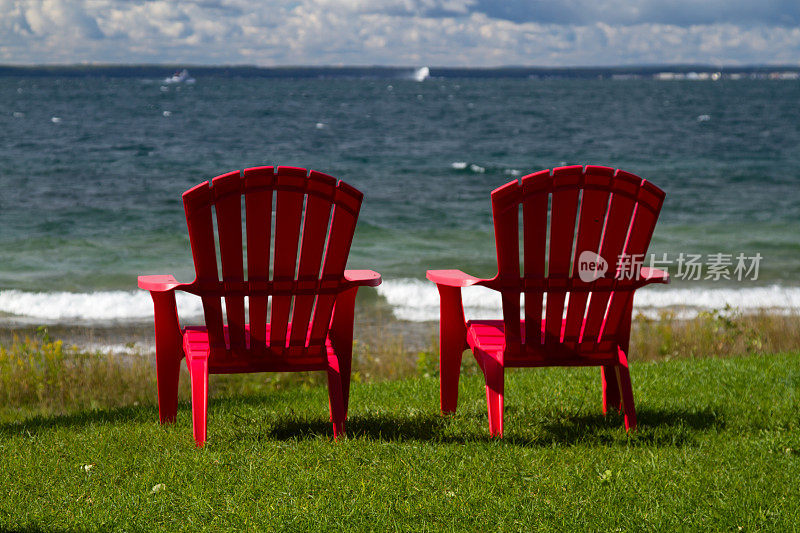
[0,308,797,400]
[0,316,440,357]
[1,305,796,361]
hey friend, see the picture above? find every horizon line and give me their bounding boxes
[2,62,800,71]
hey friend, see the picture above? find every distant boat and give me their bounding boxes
[412,67,430,82]
[163,69,196,84]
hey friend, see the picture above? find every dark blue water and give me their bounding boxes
[1,73,798,322]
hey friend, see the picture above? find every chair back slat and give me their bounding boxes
[563,166,614,343]
[521,171,550,345]
[269,167,307,348]
[491,180,522,351]
[489,166,663,358]
[182,182,225,349]
[582,171,641,343]
[243,167,275,352]
[212,171,247,351]
[309,182,363,345]
[543,166,582,345]
[600,178,665,343]
[181,166,364,363]
[289,171,337,347]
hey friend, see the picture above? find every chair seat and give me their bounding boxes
[183,323,333,374]
[466,319,619,367]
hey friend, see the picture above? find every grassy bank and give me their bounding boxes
[0,310,798,529]
[1,309,797,420]
[632,307,800,360]
[1,350,799,530]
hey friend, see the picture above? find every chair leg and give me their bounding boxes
[326,357,347,439]
[440,344,464,415]
[156,349,182,424]
[338,349,353,420]
[329,287,357,419]
[601,365,622,415]
[483,356,504,437]
[188,356,209,447]
[151,291,183,424]
[616,365,638,431]
[437,286,467,414]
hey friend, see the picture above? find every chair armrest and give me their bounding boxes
[138,274,190,292]
[140,276,185,380]
[330,272,379,356]
[344,270,382,287]
[426,269,486,287]
[638,267,670,285]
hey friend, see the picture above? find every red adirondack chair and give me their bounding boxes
[139,166,380,446]
[427,165,668,436]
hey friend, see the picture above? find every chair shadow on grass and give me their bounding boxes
[0,403,159,438]
[532,407,724,447]
[0,395,721,449]
[258,404,723,448]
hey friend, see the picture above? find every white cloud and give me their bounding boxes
[0,0,798,65]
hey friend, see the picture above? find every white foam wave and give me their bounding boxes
[633,286,800,316]
[0,290,203,322]
[377,279,502,322]
[450,161,485,173]
[3,283,799,325]
[376,279,800,322]
[82,341,155,355]
[470,164,485,173]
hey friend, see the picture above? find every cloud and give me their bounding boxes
[0,0,798,66]
[473,0,800,27]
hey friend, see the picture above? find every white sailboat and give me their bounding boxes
[163,69,196,84]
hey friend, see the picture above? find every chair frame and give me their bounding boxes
[427,165,668,436]
[139,166,380,446]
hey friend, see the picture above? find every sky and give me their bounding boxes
[1,0,799,67]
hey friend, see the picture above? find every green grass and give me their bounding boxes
[1,351,800,531]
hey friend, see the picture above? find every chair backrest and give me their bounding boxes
[488,165,665,357]
[181,166,363,360]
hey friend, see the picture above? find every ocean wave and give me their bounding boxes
[82,341,155,355]
[377,279,501,322]
[0,290,203,322]
[450,161,526,176]
[376,279,800,322]
[2,283,799,325]
[450,161,486,173]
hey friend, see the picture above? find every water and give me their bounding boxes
[1,71,799,324]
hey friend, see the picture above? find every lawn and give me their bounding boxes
[1,350,799,531]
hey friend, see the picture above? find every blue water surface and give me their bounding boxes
[1,74,798,291]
